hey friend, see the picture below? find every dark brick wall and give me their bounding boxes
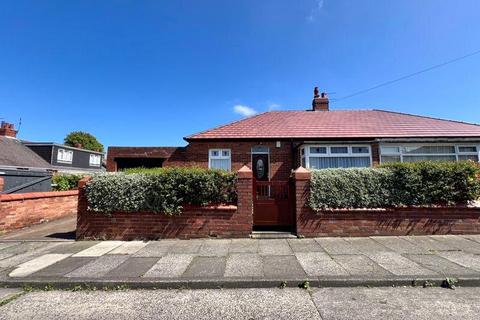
[293,168,480,237]
[76,167,254,240]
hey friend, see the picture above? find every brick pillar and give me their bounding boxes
[293,167,311,237]
[76,176,92,240]
[236,165,253,235]
[0,177,4,193]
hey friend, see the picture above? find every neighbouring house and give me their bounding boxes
[25,142,105,174]
[106,88,480,230]
[0,122,53,194]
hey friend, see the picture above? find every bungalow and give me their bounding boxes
[108,88,480,178]
[107,89,480,229]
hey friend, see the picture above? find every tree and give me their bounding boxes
[64,131,104,152]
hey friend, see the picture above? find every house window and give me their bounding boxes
[89,154,101,167]
[301,145,372,169]
[57,149,73,163]
[209,149,231,171]
[380,144,480,163]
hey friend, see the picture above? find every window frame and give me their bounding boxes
[208,148,232,171]
[89,154,102,167]
[301,144,373,169]
[380,143,480,163]
[57,148,73,164]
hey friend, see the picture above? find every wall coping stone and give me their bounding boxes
[0,190,79,202]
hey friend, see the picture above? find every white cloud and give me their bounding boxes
[268,103,281,111]
[233,104,258,117]
[307,0,325,22]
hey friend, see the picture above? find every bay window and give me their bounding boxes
[301,145,371,169]
[208,149,231,171]
[380,144,479,163]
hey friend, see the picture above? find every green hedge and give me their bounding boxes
[309,161,480,210]
[52,174,85,191]
[85,167,237,215]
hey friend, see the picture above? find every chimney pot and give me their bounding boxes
[312,89,329,111]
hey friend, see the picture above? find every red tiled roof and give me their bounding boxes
[186,110,480,140]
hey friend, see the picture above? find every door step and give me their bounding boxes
[250,231,297,239]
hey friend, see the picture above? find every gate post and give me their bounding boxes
[236,165,254,235]
[293,167,311,236]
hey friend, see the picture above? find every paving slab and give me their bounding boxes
[133,241,172,257]
[312,287,480,320]
[143,254,194,278]
[332,254,392,276]
[167,240,203,254]
[32,257,95,277]
[47,241,98,254]
[9,254,71,277]
[438,251,480,272]
[0,242,21,251]
[404,254,478,276]
[401,235,458,252]
[107,257,159,278]
[182,256,226,278]
[0,242,63,269]
[371,236,428,254]
[462,234,480,244]
[198,239,230,256]
[229,239,258,253]
[263,255,307,279]
[108,241,149,255]
[315,238,360,254]
[365,252,436,276]
[344,237,392,253]
[0,242,54,261]
[65,255,129,278]
[287,239,324,252]
[295,252,348,277]
[258,239,293,256]
[224,253,264,278]
[72,241,123,257]
[430,235,480,254]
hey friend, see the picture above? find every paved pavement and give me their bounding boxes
[0,215,76,241]
[0,287,479,319]
[1,235,480,288]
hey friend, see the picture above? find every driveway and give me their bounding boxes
[0,215,76,241]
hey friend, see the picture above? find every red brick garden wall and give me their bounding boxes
[76,166,254,240]
[293,168,480,237]
[0,190,78,232]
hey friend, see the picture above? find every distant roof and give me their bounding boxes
[24,142,104,154]
[0,137,51,169]
[186,109,480,140]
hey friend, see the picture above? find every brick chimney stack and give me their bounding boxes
[0,121,17,138]
[312,87,329,111]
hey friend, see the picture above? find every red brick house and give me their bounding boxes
[106,90,480,230]
[108,91,480,174]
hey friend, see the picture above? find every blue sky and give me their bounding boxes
[1,0,479,148]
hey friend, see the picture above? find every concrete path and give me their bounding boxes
[0,215,76,241]
[1,235,480,288]
[0,287,479,320]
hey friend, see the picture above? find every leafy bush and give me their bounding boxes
[85,167,237,214]
[64,131,104,152]
[309,161,480,210]
[309,168,394,210]
[52,174,84,191]
[380,161,480,206]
